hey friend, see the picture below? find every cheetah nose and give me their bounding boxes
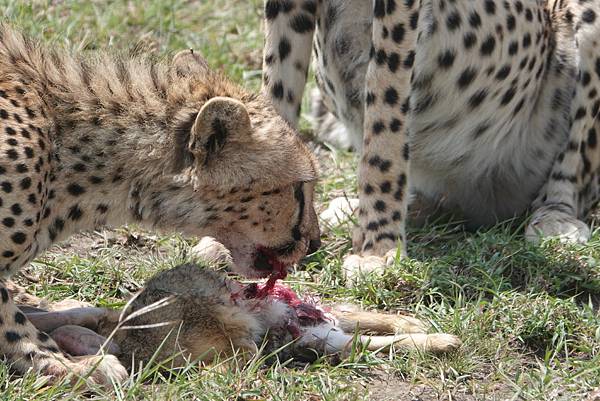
[308,238,321,254]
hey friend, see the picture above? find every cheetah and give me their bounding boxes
[16,263,460,370]
[261,0,600,281]
[0,24,321,386]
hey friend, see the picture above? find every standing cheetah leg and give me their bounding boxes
[0,283,127,388]
[262,0,319,127]
[527,2,600,244]
[342,0,419,283]
[309,88,356,150]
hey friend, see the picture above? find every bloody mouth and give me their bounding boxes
[239,246,288,301]
[243,247,327,336]
[252,246,288,284]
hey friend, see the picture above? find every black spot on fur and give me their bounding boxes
[582,9,596,24]
[463,32,477,49]
[11,232,26,244]
[438,49,456,69]
[374,0,385,18]
[480,35,496,56]
[5,331,20,343]
[265,0,281,19]
[14,311,26,325]
[67,183,86,196]
[446,12,462,31]
[278,37,291,61]
[272,81,284,99]
[2,217,14,227]
[1,181,12,193]
[469,90,488,109]
[392,23,405,43]
[457,67,477,88]
[6,149,18,160]
[11,203,22,216]
[290,13,313,33]
[68,205,83,221]
[0,287,8,303]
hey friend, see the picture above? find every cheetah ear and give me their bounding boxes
[172,49,209,77]
[189,97,252,166]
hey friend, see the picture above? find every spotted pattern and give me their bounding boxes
[262,0,600,272]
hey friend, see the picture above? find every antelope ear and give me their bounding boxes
[189,97,252,166]
[172,49,209,77]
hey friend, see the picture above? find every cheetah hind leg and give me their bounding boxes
[309,88,356,150]
[525,1,600,245]
[319,197,360,230]
[525,205,591,244]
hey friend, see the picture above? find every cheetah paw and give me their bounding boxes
[342,249,400,287]
[319,197,359,230]
[191,236,233,267]
[70,354,128,388]
[43,354,128,390]
[526,207,590,244]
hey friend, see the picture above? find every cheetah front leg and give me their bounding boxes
[261,0,319,127]
[342,0,419,284]
[0,283,127,388]
[527,3,600,244]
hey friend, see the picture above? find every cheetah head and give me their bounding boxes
[166,50,321,278]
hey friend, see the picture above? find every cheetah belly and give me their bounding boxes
[312,0,574,226]
[404,3,575,227]
[408,73,572,227]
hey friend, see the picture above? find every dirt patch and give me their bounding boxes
[366,374,515,401]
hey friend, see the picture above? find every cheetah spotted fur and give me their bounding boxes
[262,0,600,281]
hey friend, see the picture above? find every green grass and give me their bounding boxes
[2,1,600,400]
